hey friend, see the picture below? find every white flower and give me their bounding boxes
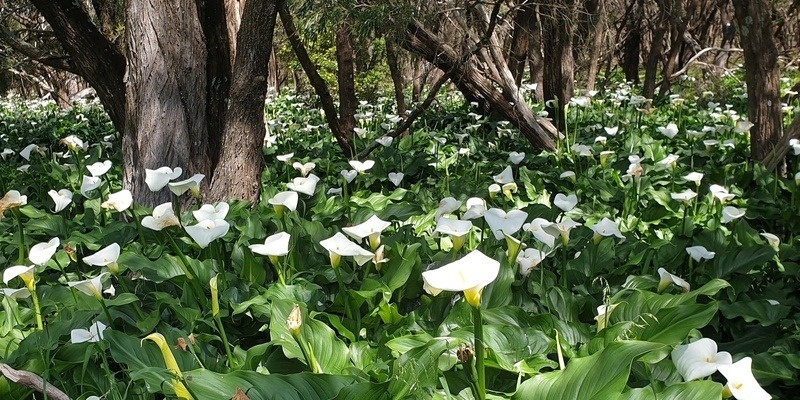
[320,232,374,267]
[595,304,618,331]
[722,206,745,223]
[375,136,394,147]
[463,197,486,220]
[269,191,299,215]
[434,218,473,238]
[86,160,113,177]
[560,171,576,181]
[3,265,35,287]
[20,144,41,160]
[388,172,404,187]
[67,273,111,299]
[493,166,514,184]
[341,169,357,183]
[349,160,375,173]
[671,338,732,381]
[342,215,391,250]
[657,154,680,168]
[554,193,578,212]
[684,172,704,184]
[249,232,291,257]
[193,202,229,222]
[48,189,73,213]
[760,233,780,248]
[327,187,343,196]
[0,190,27,218]
[508,151,525,165]
[71,321,108,344]
[168,174,204,196]
[1,287,31,299]
[60,135,86,152]
[80,176,102,196]
[293,162,316,177]
[517,248,546,277]
[483,208,528,240]
[29,238,60,266]
[101,190,133,212]
[287,174,320,196]
[185,219,230,248]
[83,244,121,272]
[686,246,715,261]
[718,357,771,400]
[589,217,625,242]
[671,189,697,203]
[571,144,593,156]
[145,167,183,191]
[277,153,294,163]
[710,184,735,202]
[141,203,180,231]
[604,126,619,136]
[790,139,800,156]
[658,267,690,293]
[549,217,582,246]
[422,249,500,307]
[436,197,462,221]
[1,148,14,160]
[657,123,679,138]
[524,218,556,248]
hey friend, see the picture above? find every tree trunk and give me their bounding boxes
[732,0,783,162]
[400,19,557,152]
[583,0,606,92]
[541,0,577,129]
[336,21,357,143]
[621,0,642,84]
[386,40,408,129]
[122,0,213,205]
[208,0,278,202]
[508,1,536,87]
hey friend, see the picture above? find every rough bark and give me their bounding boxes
[208,0,277,202]
[123,0,212,205]
[621,0,642,84]
[643,0,669,99]
[336,21,357,143]
[508,1,536,87]
[541,0,577,129]
[732,0,783,162]
[386,40,408,129]
[27,0,126,132]
[583,0,606,92]
[400,19,557,152]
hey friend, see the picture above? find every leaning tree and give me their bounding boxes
[13,0,279,205]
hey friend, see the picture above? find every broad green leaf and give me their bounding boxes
[184,369,362,400]
[619,381,723,400]
[719,300,791,326]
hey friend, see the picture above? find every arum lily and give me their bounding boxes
[349,160,375,173]
[20,144,41,160]
[760,233,780,249]
[595,304,618,331]
[722,206,745,223]
[342,215,391,250]
[436,197,462,221]
[554,193,578,212]
[142,333,191,399]
[287,174,319,196]
[168,174,204,197]
[599,151,615,167]
[193,202,229,222]
[493,166,514,184]
[102,189,133,212]
[604,126,619,136]
[71,321,108,344]
[327,187,342,196]
[388,172,404,187]
[83,244,121,274]
[422,249,499,308]
[572,144,593,156]
[3,265,35,290]
[80,175,102,196]
[87,160,112,177]
[589,217,625,243]
[560,171,576,182]
[657,123,679,138]
[1,148,14,160]
[341,169,357,183]
[502,182,517,200]
[488,184,501,198]
[718,357,771,400]
[320,232,375,268]
[671,338,732,381]
[48,189,73,212]
[686,246,715,261]
[0,190,27,218]
[549,217,582,246]
[60,135,85,151]
[508,151,525,165]
[376,136,394,147]
[185,219,230,248]
[524,218,556,248]
[269,191,298,217]
[683,172,704,185]
[145,167,183,191]
[142,203,181,231]
[463,197,486,220]
[710,184,735,202]
[434,218,473,253]
[517,248,546,277]
[1,287,31,299]
[29,238,59,266]
[484,208,528,240]
[249,231,291,266]
[671,189,697,203]
[277,153,294,163]
[68,273,112,300]
[657,267,690,293]
[293,162,316,177]
[657,154,679,169]
[595,136,607,145]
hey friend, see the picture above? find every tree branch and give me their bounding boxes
[0,363,72,400]
[0,23,76,72]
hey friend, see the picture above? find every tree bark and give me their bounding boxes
[583,0,606,92]
[336,21,357,144]
[541,0,577,129]
[621,0,642,84]
[208,0,278,202]
[386,40,408,130]
[508,1,536,87]
[732,0,783,162]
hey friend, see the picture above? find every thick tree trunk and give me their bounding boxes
[386,41,408,129]
[208,1,278,202]
[541,0,577,129]
[732,0,783,162]
[336,21,357,142]
[621,0,642,84]
[583,0,606,92]
[508,1,536,87]
[400,20,557,151]
[123,0,212,205]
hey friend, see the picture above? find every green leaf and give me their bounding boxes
[719,300,791,326]
[512,341,665,400]
[184,369,361,400]
[619,381,723,400]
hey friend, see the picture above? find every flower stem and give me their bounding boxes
[472,305,486,400]
[29,286,43,330]
[214,315,236,369]
[13,209,25,265]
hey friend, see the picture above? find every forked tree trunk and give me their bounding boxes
[732,0,783,162]
[400,20,557,151]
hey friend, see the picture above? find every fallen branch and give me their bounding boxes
[0,363,72,400]
[668,47,743,81]
[764,111,800,172]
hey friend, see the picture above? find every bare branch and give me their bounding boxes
[0,363,72,400]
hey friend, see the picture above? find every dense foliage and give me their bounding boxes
[0,71,799,399]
